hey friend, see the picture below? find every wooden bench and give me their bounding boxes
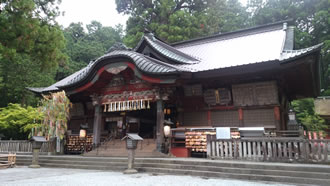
[0,153,16,168]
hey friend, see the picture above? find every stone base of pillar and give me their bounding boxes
[123,168,138,174]
[28,164,41,168]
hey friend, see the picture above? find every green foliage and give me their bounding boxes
[292,99,328,131]
[0,104,43,140]
[0,0,67,107]
[56,21,123,80]
[38,91,71,139]
[247,0,330,88]
[116,0,248,47]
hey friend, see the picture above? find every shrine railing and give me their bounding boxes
[206,135,329,163]
[0,140,53,153]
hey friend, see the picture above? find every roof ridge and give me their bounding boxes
[172,20,290,48]
[144,35,199,63]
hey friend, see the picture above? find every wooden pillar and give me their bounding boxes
[207,110,212,126]
[274,106,281,130]
[238,108,244,127]
[156,99,164,152]
[93,103,102,146]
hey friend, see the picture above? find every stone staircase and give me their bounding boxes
[16,155,330,185]
[84,139,167,157]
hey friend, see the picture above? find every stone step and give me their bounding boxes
[84,153,167,158]
[138,159,330,173]
[16,158,330,185]
[16,158,330,180]
[136,162,330,180]
[17,159,127,167]
[138,167,330,186]
[17,161,126,171]
[16,155,330,173]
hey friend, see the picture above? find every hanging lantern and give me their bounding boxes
[140,100,143,109]
[108,103,112,112]
[122,101,126,110]
[147,100,150,109]
[114,102,117,111]
[103,104,107,112]
[137,100,140,110]
[142,100,145,109]
[164,125,171,137]
[79,129,87,138]
[110,103,113,112]
[133,100,136,110]
[118,101,122,111]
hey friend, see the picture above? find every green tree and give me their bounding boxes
[56,21,123,80]
[247,0,329,82]
[116,0,248,47]
[0,104,43,140]
[292,99,327,131]
[0,0,67,107]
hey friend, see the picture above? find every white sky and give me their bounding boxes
[56,0,248,29]
[56,0,129,28]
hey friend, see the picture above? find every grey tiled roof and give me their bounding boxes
[173,23,322,72]
[28,21,323,94]
[139,33,200,64]
[29,50,186,93]
[64,50,184,87]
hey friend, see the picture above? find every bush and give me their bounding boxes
[0,103,43,140]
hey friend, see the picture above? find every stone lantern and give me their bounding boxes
[122,133,143,174]
[29,136,47,168]
[288,109,299,130]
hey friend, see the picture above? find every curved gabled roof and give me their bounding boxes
[27,50,187,94]
[27,21,323,95]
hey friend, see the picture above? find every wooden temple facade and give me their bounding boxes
[28,21,323,155]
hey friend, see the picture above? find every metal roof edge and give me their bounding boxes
[172,20,291,48]
[26,87,46,94]
[280,43,323,64]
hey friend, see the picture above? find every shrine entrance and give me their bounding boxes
[66,62,176,153]
[103,104,157,140]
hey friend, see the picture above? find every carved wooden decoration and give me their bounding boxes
[204,88,231,105]
[232,81,278,106]
[184,84,202,96]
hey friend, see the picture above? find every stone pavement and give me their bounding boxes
[0,166,294,186]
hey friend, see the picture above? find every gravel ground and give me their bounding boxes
[0,166,293,186]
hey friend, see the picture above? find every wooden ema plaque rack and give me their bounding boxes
[185,131,216,152]
[66,134,93,154]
